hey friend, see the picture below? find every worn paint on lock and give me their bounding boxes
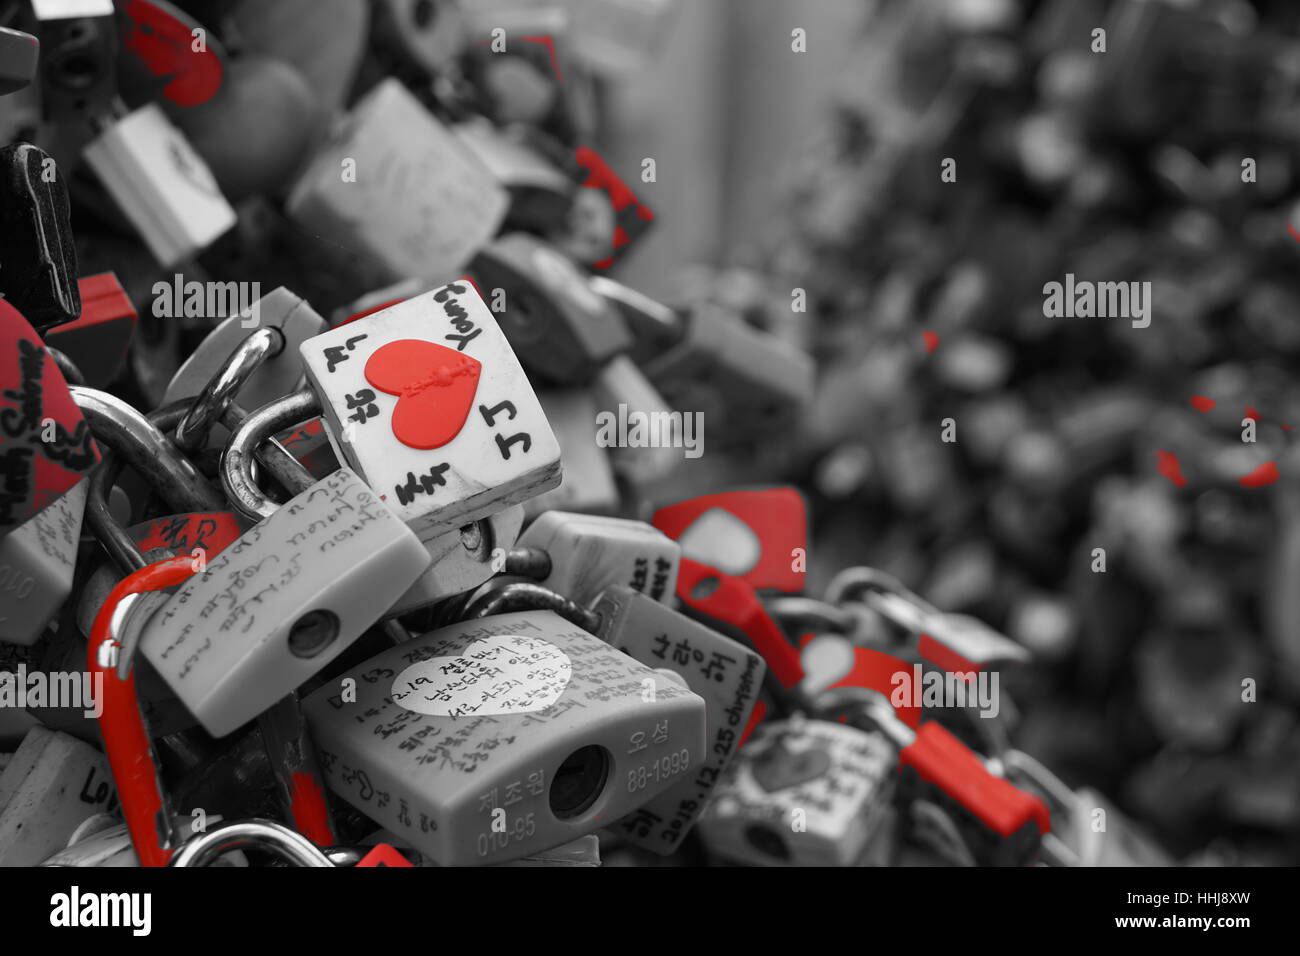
[138,467,430,737]
[303,610,706,866]
[300,281,561,541]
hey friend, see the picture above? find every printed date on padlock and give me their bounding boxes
[138,467,431,737]
[302,610,707,866]
[299,279,562,540]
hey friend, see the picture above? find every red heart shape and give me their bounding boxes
[365,340,481,450]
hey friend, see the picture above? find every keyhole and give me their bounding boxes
[549,745,610,820]
[690,576,720,600]
[288,610,340,658]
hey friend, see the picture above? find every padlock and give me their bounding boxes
[826,567,1030,674]
[592,585,766,854]
[454,119,576,236]
[467,233,633,384]
[297,279,562,541]
[0,725,119,865]
[696,715,896,867]
[0,26,39,96]
[170,818,335,867]
[285,78,508,283]
[526,389,619,518]
[840,690,1052,867]
[371,0,466,77]
[514,511,680,608]
[0,143,81,331]
[588,275,684,365]
[589,354,683,485]
[652,487,809,593]
[389,505,526,617]
[302,610,707,865]
[1,302,98,643]
[136,466,430,737]
[555,146,654,269]
[82,102,237,267]
[32,1,117,127]
[162,286,326,414]
[41,273,137,389]
[641,303,814,444]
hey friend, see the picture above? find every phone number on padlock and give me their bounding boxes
[627,749,691,793]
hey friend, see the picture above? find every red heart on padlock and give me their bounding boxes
[364,339,482,450]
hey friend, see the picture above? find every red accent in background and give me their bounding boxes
[653,488,808,593]
[1239,461,1280,487]
[1155,450,1188,488]
[917,634,980,680]
[122,0,223,107]
[289,771,337,847]
[923,331,939,353]
[356,843,415,867]
[1190,395,1216,412]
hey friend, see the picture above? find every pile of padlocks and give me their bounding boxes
[1,0,1175,867]
[758,0,1300,865]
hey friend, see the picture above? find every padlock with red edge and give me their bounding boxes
[467,233,633,385]
[526,389,619,518]
[301,609,706,866]
[653,487,809,593]
[42,273,137,388]
[591,585,766,854]
[554,145,654,270]
[286,78,509,284]
[513,511,680,608]
[274,418,340,481]
[136,466,431,738]
[696,714,897,866]
[297,278,562,543]
[0,301,99,645]
[0,725,120,866]
[0,143,81,332]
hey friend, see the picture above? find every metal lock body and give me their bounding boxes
[454,119,575,236]
[593,586,766,853]
[0,143,81,331]
[697,716,896,867]
[302,610,707,865]
[162,287,328,423]
[42,273,137,388]
[286,78,508,283]
[83,103,237,267]
[0,725,119,866]
[299,279,562,542]
[642,303,814,444]
[515,511,680,607]
[468,233,633,385]
[137,467,431,737]
[390,505,525,616]
[526,389,619,518]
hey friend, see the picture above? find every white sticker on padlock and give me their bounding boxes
[286,78,508,282]
[392,632,572,717]
[0,726,119,866]
[30,0,115,20]
[299,280,562,541]
[83,104,236,267]
[139,467,431,738]
[516,511,679,606]
[303,610,706,866]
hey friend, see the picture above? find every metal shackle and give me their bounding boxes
[169,819,335,868]
[221,388,322,521]
[173,326,285,454]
